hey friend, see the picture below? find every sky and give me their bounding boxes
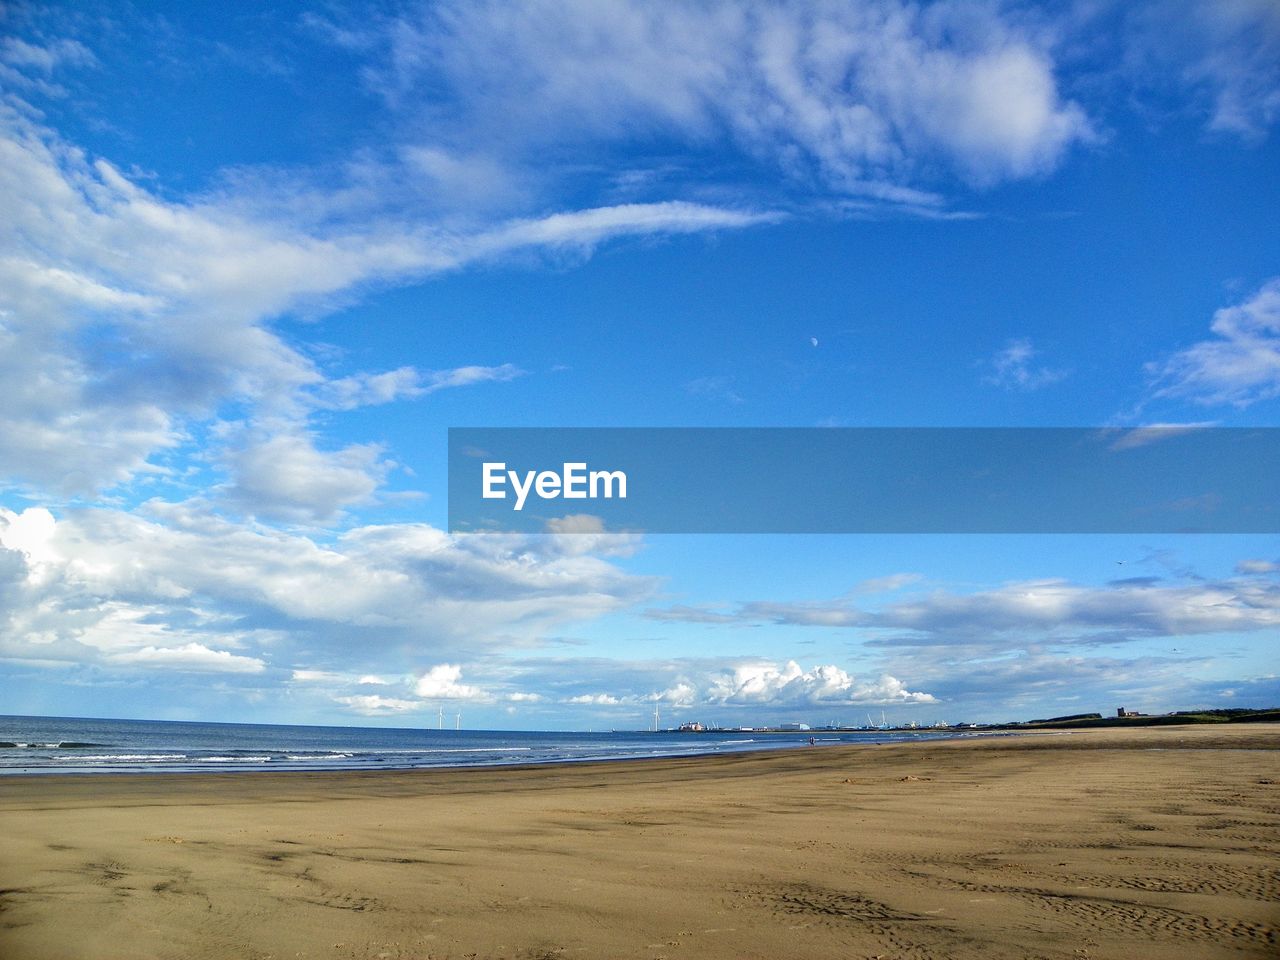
[0,0,1278,730]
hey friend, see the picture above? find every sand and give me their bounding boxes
[1,725,1277,960]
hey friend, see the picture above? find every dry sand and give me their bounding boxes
[1,725,1277,960]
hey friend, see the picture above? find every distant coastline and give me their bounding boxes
[660,705,1280,735]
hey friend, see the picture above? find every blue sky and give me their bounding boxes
[1,0,1277,729]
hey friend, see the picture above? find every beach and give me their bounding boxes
[1,725,1276,960]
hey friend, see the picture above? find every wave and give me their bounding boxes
[426,746,534,754]
[195,756,274,763]
[0,741,109,749]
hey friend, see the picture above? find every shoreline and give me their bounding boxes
[0,724,993,779]
[2,725,1277,959]
[0,728,1044,793]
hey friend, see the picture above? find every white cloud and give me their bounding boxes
[0,504,657,677]
[871,577,1280,640]
[521,657,934,711]
[0,36,96,73]
[0,106,771,499]
[1105,422,1217,451]
[313,366,425,410]
[414,663,485,700]
[111,642,266,674]
[984,337,1069,390]
[853,572,923,594]
[421,363,525,393]
[685,375,744,404]
[0,536,278,673]
[314,363,525,411]
[0,505,59,572]
[474,202,778,254]
[566,693,622,705]
[335,694,422,714]
[1236,559,1279,575]
[1146,279,1280,408]
[291,669,345,683]
[399,144,527,213]
[650,571,1280,644]
[704,660,934,706]
[1126,0,1280,139]
[218,429,392,524]
[357,0,1092,200]
[0,35,96,98]
[646,605,741,625]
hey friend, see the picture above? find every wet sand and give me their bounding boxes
[1,725,1277,959]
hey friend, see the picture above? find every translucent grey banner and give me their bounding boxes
[447,428,1280,534]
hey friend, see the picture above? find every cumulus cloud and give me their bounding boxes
[0,504,657,678]
[217,428,393,525]
[507,657,934,711]
[414,663,485,700]
[540,516,644,557]
[704,660,934,705]
[0,518,278,673]
[566,693,623,706]
[1145,279,1280,408]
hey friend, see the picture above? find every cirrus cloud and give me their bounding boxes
[1146,278,1280,408]
[347,0,1093,202]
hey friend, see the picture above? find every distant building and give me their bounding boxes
[678,721,705,732]
[779,722,811,731]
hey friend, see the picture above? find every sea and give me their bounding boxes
[0,715,965,776]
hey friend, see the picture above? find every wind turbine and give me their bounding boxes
[652,703,660,732]
[455,711,461,731]
[437,706,444,730]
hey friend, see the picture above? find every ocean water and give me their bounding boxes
[0,715,959,775]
